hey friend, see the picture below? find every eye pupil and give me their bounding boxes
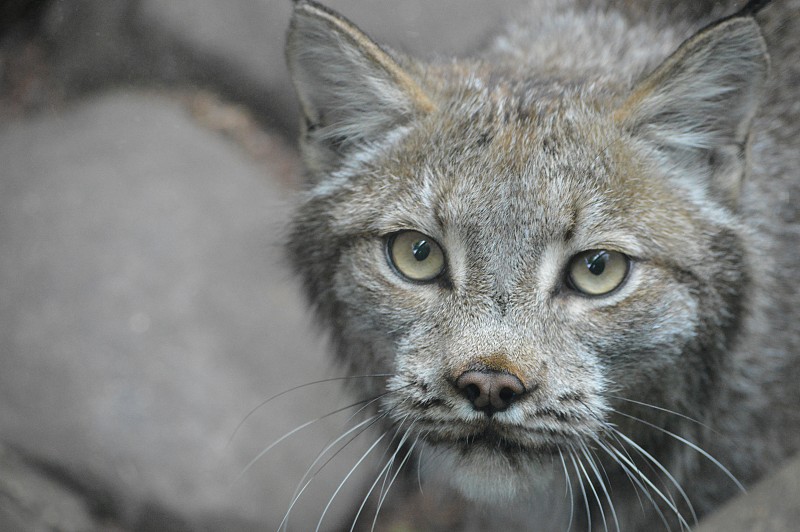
[412,240,431,261]
[568,249,630,296]
[387,231,445,282]
[587,252,607,276]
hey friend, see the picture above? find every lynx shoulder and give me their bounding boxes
[284,0,800,528]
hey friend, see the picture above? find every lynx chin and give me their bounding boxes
[282,0,800,529]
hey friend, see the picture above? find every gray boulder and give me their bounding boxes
[0,91,382,530]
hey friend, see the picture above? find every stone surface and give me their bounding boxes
[135,0,528,130]
[0,445,98,532]
[695,454,800,532]
[0,91,381,530]
[40,0,529,134]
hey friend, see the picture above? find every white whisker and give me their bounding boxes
[593,437,673,531]
[575,442,608,532]
[580,440,620,532]
[375,418,414,506]
[416,431,427,495]
[558,450,575,532]
[348,415,412,532]
[610,426,698,526]
[285,390,403,514]
[608,395,713,433]
[568,446,592,532]
[233,393,389,487]
[227,374,394,446]
[279,413,385,531]
[595,436,688,531]
[612,408,745,493]
[315,429,390,532]
[597,417,687,527]
[372,429,420,531]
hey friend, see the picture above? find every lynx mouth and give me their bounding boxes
[420,426,570,503]
[424,425,567,459]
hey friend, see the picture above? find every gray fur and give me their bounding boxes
[285,0,800,529]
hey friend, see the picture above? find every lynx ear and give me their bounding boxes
[615,16,768,204]
[286,1,434,172]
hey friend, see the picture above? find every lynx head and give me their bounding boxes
[286,0,768,503]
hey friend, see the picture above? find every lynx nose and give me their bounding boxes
[456,370,526,415]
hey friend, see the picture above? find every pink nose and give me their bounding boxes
[455,370,526,416]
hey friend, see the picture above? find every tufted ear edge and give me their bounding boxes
[286,1,435,174]
[614,14,769,205]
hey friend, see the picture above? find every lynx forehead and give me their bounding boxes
[284,0,799,529]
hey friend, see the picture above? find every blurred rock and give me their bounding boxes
[39,0,529,134]
[695,454,800,532]
[0,444,98,532]
[0,91,382,530]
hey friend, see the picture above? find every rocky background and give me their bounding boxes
[0,0,797,530]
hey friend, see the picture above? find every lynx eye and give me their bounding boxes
[387,231,445,282]
[567,250,630,296]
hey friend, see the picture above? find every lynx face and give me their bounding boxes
[287,0,766,510]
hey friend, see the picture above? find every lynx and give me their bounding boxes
[283,0,800,529]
